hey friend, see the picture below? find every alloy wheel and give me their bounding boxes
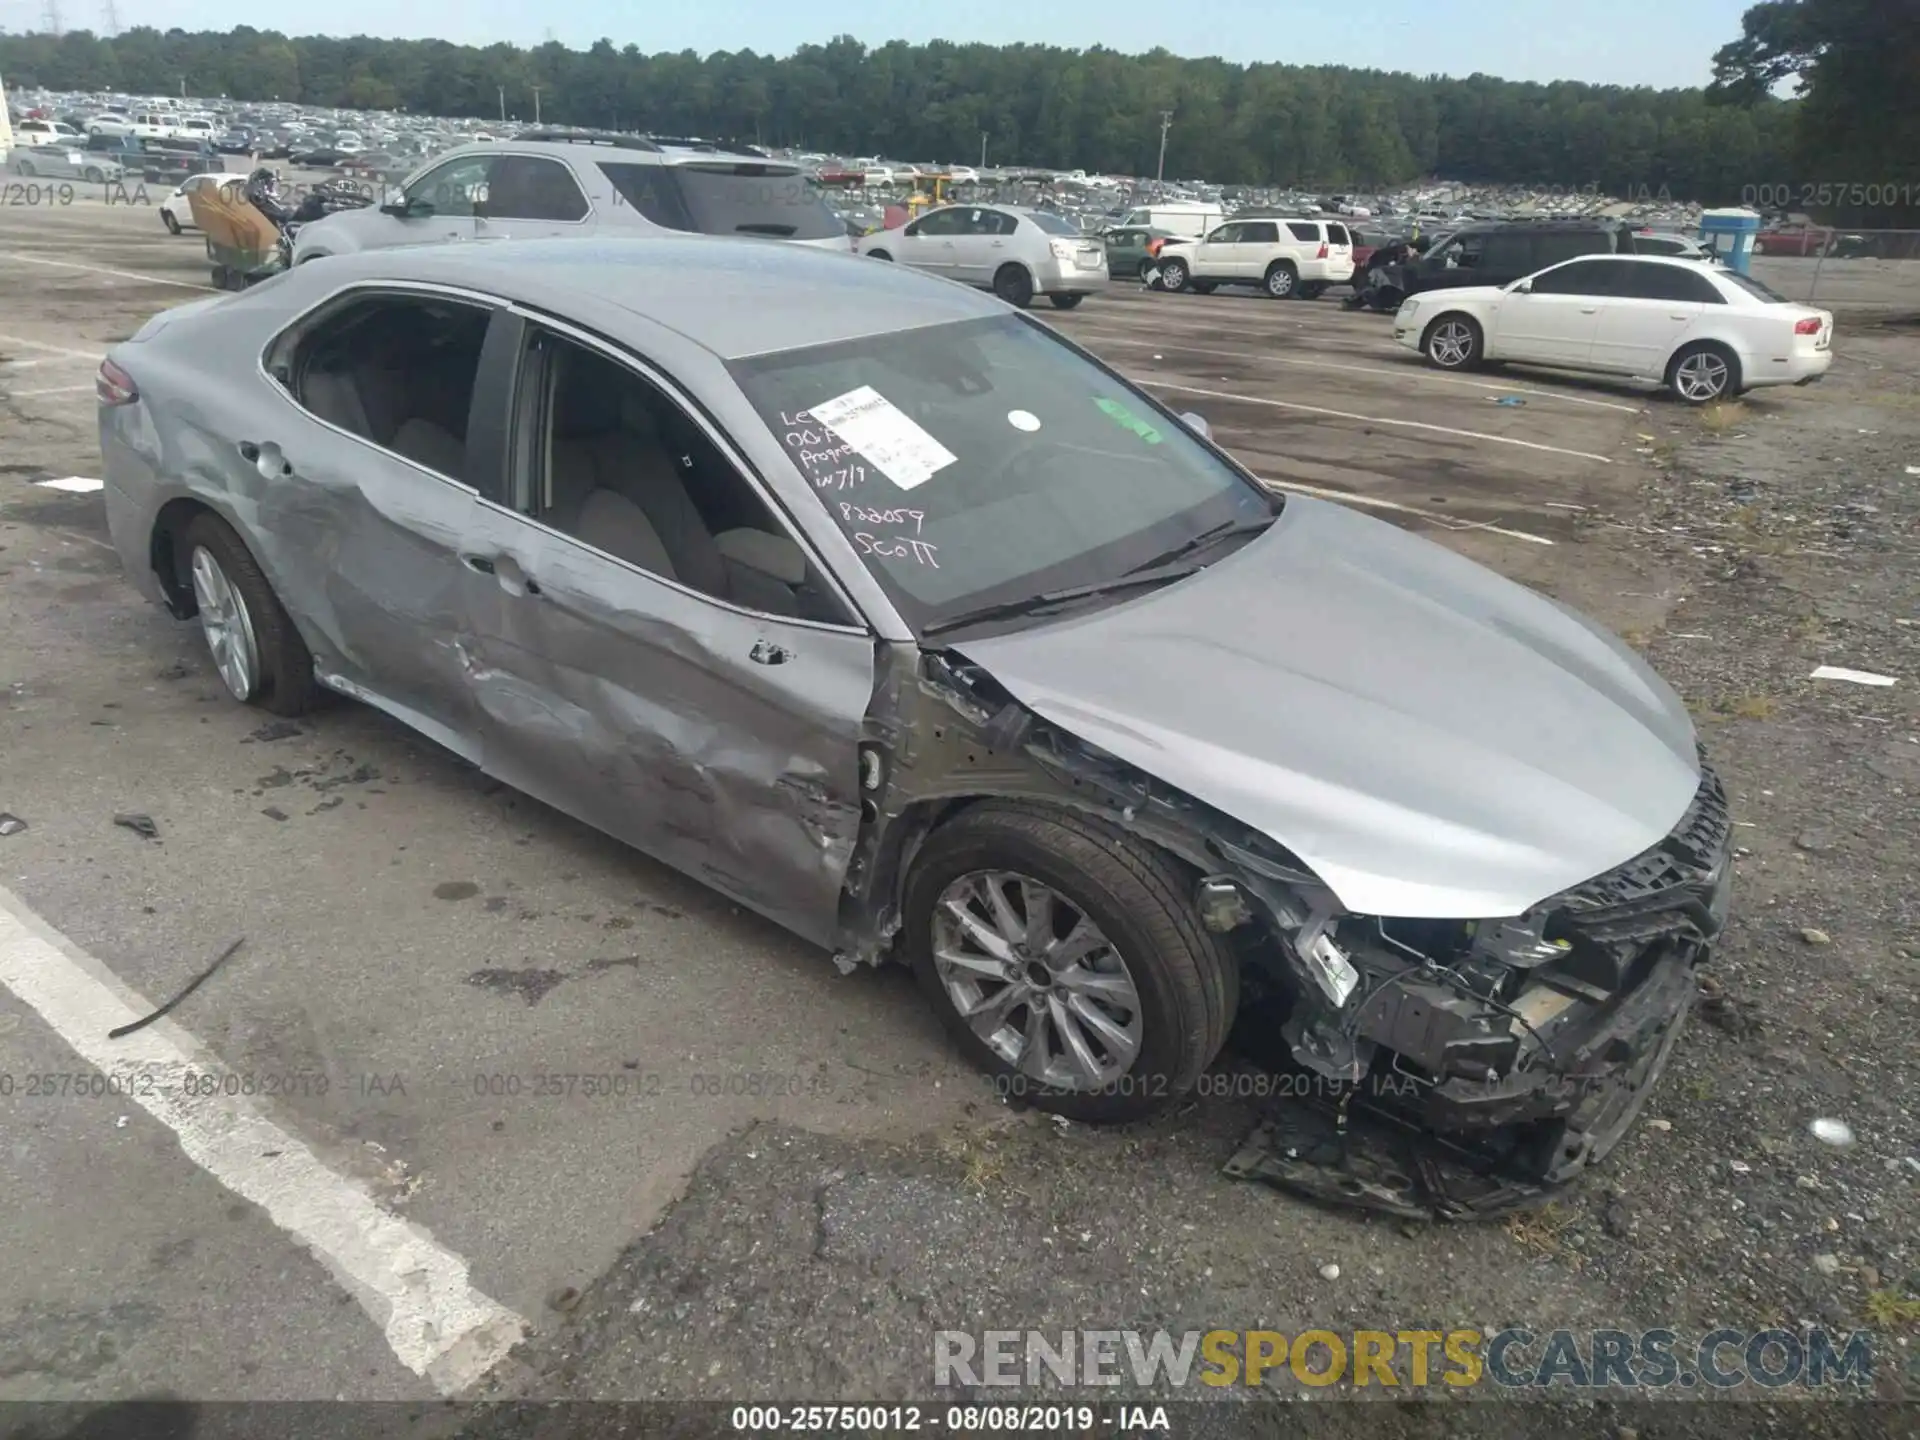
[1428,320,1476,367]
[930,870,1143,1091]
[1674,351,1730,403]
[189,545,260,701]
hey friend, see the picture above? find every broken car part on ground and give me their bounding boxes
[94,235,1732,1217]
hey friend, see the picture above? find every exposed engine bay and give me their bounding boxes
[842,650,1733,1219]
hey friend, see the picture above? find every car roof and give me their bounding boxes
[314,237,1005,360]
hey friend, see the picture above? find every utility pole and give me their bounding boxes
[101,0,117,35]
[980,132,987,168]
[1156,110,1173,185]
[43,0,62,35]
[531,87,542,125]
[498,86,506,123]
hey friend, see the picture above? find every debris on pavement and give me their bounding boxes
[1491,395,1525,406]
[0,813,25,836]
[243,720,305,743]
[1810,1118,1855,1148]
[1317,1262,1341,1280]
[107,937,246,1039]
[112,812,160,840]
[1800,926,1833,945]
[1810,665,1897,686]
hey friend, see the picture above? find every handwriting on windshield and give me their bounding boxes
[783,408,940,567]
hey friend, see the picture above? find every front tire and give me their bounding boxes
[1668,343,1739,405]
[14,161,34,178]
[1156,257,1190,292]
[84,166,105,184]
[1422,313,1484,370]
[163,210,182,235]
[867,249,892,261]
[1264,261,1299,299]
[993,263,1035,309]
[905,803,1239,1122]
[177,513,320,716]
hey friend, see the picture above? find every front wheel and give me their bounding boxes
[84,166,105,184]
[14,161,34,178]
[1049,293,1085,310]
[1668,343,1739,405]
[177,512,321,716]
[1264,262,1299,299]
[1156,257,1190,292]
[1422,314,1483,370]
[163,210,182,235]
[867,249,892,262]
[993,263,1035,309]
[905,803,1239,1122]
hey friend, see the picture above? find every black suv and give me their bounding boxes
[1391,219,1640,297]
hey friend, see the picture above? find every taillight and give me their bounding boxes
[1794,317,1822,335]
[1317,242,1329,259]
[96,357,138,406]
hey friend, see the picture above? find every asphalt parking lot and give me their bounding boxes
[2,195,1916,1430]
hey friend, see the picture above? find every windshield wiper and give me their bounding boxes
[1125,512,1276,574]
[920,562,1201,638]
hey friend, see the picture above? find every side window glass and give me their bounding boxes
[1480,234,1533,272]
[1530,261,1617,297]
[1285,221,1319,242]
[1207,223,1241,244]
[482,155,588,222]
[531,336,849,625]
[282,295,493,483]
[407,156,492,217]
[1244,222,1279,244]
[1451,233,1486,267]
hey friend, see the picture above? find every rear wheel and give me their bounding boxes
[1668,343,1739,405]
[1264,261,1299,299]
[84,166,105,184]
[867,249,892,262]
[14,160,34,178]
[1422,314,1483,370]
[177,512,321,716]
[993,263,1035,309]
[905,803,1239,1122]
[163,210,182,235]
[1049,293,1085,310]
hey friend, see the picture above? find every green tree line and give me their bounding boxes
[0,19,1902,220]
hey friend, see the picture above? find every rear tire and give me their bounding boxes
[867,249,892,261]
[163,210,182,235]
[1667,343,1739,405]
[1049,293,1085,310]
[84,166,105,184]
[993,263,1035,309]
[177,512,321,717]
[904,802,1239,1123]
[14,161,34,178]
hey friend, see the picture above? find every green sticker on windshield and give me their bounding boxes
[1093,396,1164,445]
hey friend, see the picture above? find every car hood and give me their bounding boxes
[1402,282,1508,304]
[952,495,1700,920]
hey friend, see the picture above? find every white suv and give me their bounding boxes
[292,131,852,264]
[1152,216,1356,299]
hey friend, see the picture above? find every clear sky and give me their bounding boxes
[9,0,1757,91]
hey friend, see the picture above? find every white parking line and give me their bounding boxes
[0,886,528,1394]
[0,252,218,291]
[1065,323,1646,413]
[1253,474,1554,545]
[1128,378,1618,464]
[0,333,103,361]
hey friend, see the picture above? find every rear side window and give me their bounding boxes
[600,161,842,241]
[1533,232,1614,267]
[1615,263,1724,303]
[1026,210,1080,236]
[1286,222,1320,242]
[1326,223,1350,246]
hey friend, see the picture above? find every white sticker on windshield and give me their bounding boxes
[1007,409,1041,432]
[807,385,956,492]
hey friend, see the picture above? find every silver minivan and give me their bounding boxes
[855,204,1108,309]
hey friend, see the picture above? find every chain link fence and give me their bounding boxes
[1748,231,1920,313]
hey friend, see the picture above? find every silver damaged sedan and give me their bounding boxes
[97,238,1731,1212]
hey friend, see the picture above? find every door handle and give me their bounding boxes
[1580,307,1599,314]
[1670,313,1690,321]
[238,439,292,474]
[462,554,495,574]
[238,441,259,461]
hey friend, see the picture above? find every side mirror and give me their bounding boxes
[1179,411,1212,441]
[1511,279,1533,294]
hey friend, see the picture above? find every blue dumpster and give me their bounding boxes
[1699,207,1761,274]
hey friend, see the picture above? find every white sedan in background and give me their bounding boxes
[856,203,1108,309]
[159,171,238,235]
[1395,254,1832,404]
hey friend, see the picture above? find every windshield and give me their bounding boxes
[1026,210,1081,236]
[1722,270,1790,304]
[729,315,1275,633]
